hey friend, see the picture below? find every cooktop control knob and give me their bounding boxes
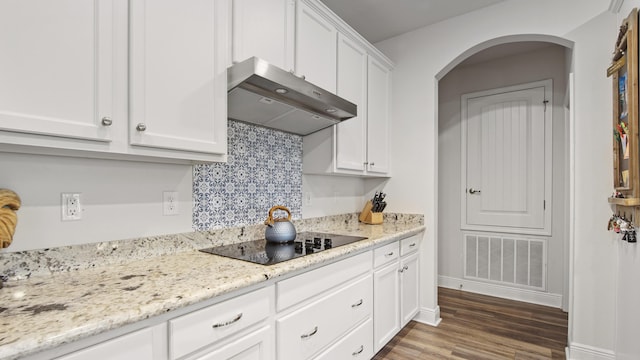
[324,238,332,246]
[313,237,322,249]
[294,241,303,254]
[305,243,314,253]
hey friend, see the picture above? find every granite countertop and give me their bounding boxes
[0,213,425,360]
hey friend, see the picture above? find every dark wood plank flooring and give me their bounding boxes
[373,287,568,360]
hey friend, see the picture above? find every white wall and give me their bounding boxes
[302,175,366,218]
[0,153,193,251]
[438,45,568,301]
[613,2,640,359]
[375,0,616,355]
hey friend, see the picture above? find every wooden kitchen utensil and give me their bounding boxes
[0,188,21,249]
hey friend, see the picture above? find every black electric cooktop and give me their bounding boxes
[200,232,367,265]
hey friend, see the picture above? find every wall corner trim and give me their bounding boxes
[609,0,624,13]
[412,306,442,326]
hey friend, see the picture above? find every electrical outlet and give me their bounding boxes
[163,191,179,215]
[61,193,82,221]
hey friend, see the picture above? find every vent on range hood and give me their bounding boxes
[227,57,357,136]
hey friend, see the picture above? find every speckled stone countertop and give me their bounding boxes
[0,213,424,360]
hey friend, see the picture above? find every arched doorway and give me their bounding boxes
[435,35,574,313]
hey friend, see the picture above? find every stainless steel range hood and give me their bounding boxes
[227,57,357,136]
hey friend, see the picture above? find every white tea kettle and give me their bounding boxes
[264,206,296,243]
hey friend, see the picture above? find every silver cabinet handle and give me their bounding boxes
[409,243,416,247]
[351,299,363,308]
[101,117,112,126]
[399,265,408,273]
[468,188,481,194]
[301,326,318,339]
[352,345,364,356]
[212,313,243,328]
[370,162,375,166]
[136,123,147,132]
[385,252,394,257]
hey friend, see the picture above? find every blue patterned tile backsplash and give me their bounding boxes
[193,120,303,230]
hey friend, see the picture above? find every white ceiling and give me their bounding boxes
[320,0,506,43]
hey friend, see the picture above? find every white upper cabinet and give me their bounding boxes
[335,34,368,173]
[366,57,391,174]
[295,1,337,93]
[232,0,295,71]
[298,0,393,177]
[0,0,228,163]
[129,0,227,156]
[0,0,114,143]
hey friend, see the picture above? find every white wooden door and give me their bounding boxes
[129,0,227,155]
[373,261,400,352]
[366,57,391,175]
[232,0,295,71]
[295,1,337,93]
[335,33,367,173]
[0,0,114,142]
[462,80,552,235]
[400,252,419,327]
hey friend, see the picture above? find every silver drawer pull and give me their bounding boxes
[399,265,408,273]
[385,252,394,257]
[351,299,363,308]
[352,345,364,356]
[409,243,416,247]
[101,117,112,126]
[300,326,318,339]
[212,313,243,328]
[136,123,147,132]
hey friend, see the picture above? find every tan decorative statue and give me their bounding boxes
[0,189,21,249]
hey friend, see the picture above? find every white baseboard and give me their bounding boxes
[412,306,442,326]
[568,342,615,360]
[439,275,563,308]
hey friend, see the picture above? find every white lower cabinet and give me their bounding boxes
[373,235,421,352]
[373,258,400,352]
[35,234,424,360]
[276,275,372,360]
[400,252,420,327]
[170,286,274,359]
[55,324,167,360]
[192,325,273,360]
[312,318,373,360]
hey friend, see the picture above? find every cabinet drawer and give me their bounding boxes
[400,235,420,256]
[312,318,373,360]
[277,251,372,311]
[373,241,399,268]
[170,286,273,359]
[276,275,372,360]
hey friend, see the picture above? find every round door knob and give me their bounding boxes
[101,117,113,126]
[136,123,147,132]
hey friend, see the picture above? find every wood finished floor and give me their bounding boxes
[373,287,568,360]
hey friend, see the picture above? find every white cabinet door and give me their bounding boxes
[0,0,114,142]
[56,324,167,360]
[366,57,391,175]
[232,0,295,71]
[335,34,367,173]
[295,1,337,93]
[194,326,274,360]
[400,252,419,327]
[373,261,400,352]
[129,0,227,155]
